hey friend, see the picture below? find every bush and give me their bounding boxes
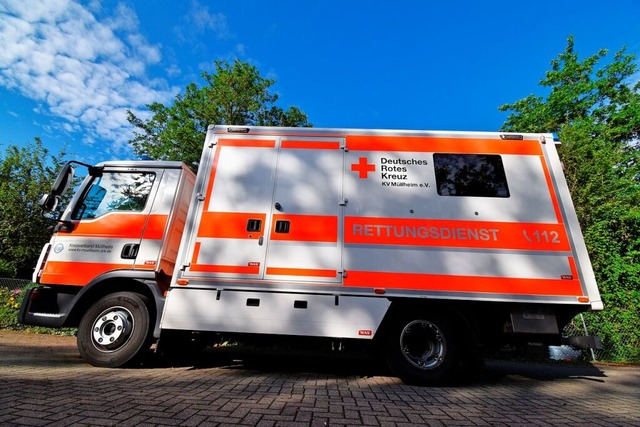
[584,291,640,362]
[0,287,23,329]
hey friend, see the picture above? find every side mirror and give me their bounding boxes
[38,160,100,218]
[51,163,75,196]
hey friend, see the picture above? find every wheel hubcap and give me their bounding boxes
[91,307,134,352]
[400,320,446,370]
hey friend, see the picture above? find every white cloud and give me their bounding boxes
[174,0,231,44]
[0,0,178,156]
[165,64,181,78]
[192,7,228,36]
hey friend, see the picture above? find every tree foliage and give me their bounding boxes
[500,36,640,360]
[0,139,67,278]
[127,59,312,168]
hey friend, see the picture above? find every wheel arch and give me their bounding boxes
[375,298,484,383]
[377,298,477,344]
[64,270,165,338]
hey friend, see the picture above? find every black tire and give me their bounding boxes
[77,292,152,368]
[383,310,461,385]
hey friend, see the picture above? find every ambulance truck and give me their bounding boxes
[20,125,602,384]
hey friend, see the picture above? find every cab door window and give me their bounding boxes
[72,172,155,220]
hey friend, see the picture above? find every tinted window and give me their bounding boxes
[72,172,155,220]
[434,154,510,198]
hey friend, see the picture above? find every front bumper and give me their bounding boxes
[18,286,75,328]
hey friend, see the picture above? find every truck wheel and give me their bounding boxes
[77,292,152,368]
[384,311,460,385]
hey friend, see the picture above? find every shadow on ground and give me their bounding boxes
[146,342,608,385]
[0,331,608,385]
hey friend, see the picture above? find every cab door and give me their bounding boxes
[40,167,163,286]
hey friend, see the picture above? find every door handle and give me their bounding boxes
[246,219,262,232]
[121,243,139,259]
[275,220,290,234]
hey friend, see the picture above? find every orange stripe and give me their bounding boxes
[266,267,337,278]
[569,257,579,279]
[347,135,543,155]
[344,217,571,251]
[191,241,202,264]
[270,214,338,242]
[62,213,150,239]
[189,264,260,274]
[67,213,168,239]
[142,214,169,240]
[344,271,583,296]
[204,146,223,204]
[190,239,259,275]
[218,138,276,148]
[281,140,341,150]
[539,155,564,224]
[40,261,133,286]
[198,212,266,239]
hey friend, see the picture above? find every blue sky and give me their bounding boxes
[1,0,639,163]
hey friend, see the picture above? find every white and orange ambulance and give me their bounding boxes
[21,125,602,383]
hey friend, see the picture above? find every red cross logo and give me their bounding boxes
[351,157,375,179]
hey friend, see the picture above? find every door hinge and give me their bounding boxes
[181,262,191,271]
[339,198,348,206]
[196,193,205,201]
[339,270,348,278]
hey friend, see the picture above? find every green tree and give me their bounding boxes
[499,36,640,360]
[0,138,67,279]
[127,59,312,168]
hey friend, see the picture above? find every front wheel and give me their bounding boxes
[383,311,460,385]
[77,292,152,367]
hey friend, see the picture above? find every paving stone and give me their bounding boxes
[1,331,639,427]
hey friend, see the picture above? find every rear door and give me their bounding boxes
[187,136,278,279]
[185,135,344,283]
[264,137,345,283]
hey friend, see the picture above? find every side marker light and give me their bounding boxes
[499,134,524,140]
[227,127,250,133]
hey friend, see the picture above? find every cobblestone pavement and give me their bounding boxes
[1,330,639,426]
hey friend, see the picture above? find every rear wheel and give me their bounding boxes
[384,311,460,385]
[77,292,152,367]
